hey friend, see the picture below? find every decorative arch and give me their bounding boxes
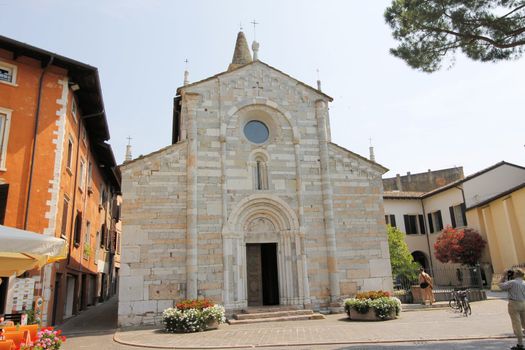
[221,194,308,309]
[225,97,301,144]
[223,194,299,238]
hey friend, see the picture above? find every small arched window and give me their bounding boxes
[251,152,269,190]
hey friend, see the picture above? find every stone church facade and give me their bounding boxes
[118,32,392,327]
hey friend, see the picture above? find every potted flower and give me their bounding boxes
[162,298,225,333]
[20,327,66,349]
[344,290,401,321]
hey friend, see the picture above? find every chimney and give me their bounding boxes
[396,174,402,191]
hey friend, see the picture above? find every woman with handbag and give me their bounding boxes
[419,267,435,305]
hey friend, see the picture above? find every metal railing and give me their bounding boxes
[393,264,491,303]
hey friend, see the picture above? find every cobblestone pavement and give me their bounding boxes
[60,294,520,350]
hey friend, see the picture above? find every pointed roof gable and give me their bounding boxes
[177,60,333,101]
[228,31,252,71]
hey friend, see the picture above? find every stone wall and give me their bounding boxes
[329,144,392,297]
[383,167,464,192]
[119,144,188,327]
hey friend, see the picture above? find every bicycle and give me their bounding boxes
[458,290,472,317]
[448,289,463,312]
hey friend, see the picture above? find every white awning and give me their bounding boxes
[0,225,67,277]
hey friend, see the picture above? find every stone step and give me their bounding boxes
[228,313,325,325]
[234,309,314,320]
[240,305,300,314]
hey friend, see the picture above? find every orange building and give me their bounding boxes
[0,35,121,325]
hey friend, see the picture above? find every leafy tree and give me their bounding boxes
[434,226,487,266]
[387,225,420,283]
[385,1,525,72]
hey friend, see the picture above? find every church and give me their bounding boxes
[118,32,392,327]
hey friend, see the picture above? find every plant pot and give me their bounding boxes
[348,307,397,321]
[206,319,219,330]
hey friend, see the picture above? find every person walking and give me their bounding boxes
[418,267,435,305]
[499,268,525,350]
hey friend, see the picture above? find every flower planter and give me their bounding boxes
[343,293,401,322]
[347,307,397,321]
[205,319,219,330]
[162,301,225,333]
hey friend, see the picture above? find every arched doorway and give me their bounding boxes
[412,251,429,270]
[222,194,309,309]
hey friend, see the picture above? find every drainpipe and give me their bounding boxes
[421,200,434,273]
[24,55,55,230]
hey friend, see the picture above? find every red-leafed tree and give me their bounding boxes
[434,226,487,266]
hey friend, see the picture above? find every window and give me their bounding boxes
[0,184,8,225]
[251,152,269,190]
[85,221,91,245]
[79,158,86,191]
[99,184,106,208]
[385,214,396,227]
[403,214,425,235]
[255,158,268,190]
[81,125,87,145]
[100,223,106,248]
[71,98,77,122]
[449,203,467,228]
[116,232,121,254]
[73,211,82,245]
[0,108,12,170]
[66,137,74,171]
[0,61,17,85]
[244,120,269,144]
[428,210,444,233]
[61,197,69,237]
[87,161,93,190]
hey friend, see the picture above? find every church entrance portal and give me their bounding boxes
[246,243,279,306]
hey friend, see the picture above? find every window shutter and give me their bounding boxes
[0,184,9,225]
[385,215,388,224]
[390,215,397,228]
[403,215,410,234]
[449,206,456,228]
[74,212,82,244]
[427,213,434,233]
[418,215,426,234]
[437,210,444,231]
[461,203,468,226]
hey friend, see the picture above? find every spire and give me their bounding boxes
[368,137,375,162]
[183,59,189,86]
[125,136,132,162]
[251,20,260,61]
[316,69,322,91]
[228,31,252,71]
[184,70,189,86]
[252,40,260,61]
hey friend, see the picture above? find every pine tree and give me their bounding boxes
[385,1,525,72]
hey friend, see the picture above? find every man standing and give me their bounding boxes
[499,268,525,350]
[418,267,435,305]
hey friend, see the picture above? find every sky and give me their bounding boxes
[1,0,524,178]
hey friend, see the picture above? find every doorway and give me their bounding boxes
[246,243,279,306]
[64,275,75,318]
